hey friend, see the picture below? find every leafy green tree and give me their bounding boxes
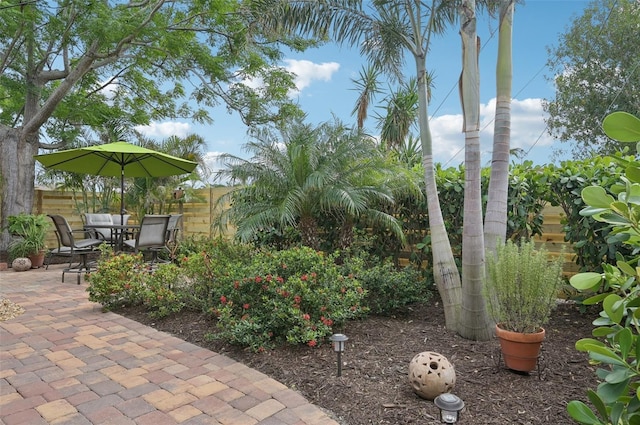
[544,0,640,157]
[0,0,309,254]
[215,119,409,249]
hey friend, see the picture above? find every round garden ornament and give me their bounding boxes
[408,351,456,400]
[12,257,32,272]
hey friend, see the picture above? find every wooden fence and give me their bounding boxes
[31,189,576,275]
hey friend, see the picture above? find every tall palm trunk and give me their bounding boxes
[416,59,462,331]
[484,0,514,254]
[457,0,493,340]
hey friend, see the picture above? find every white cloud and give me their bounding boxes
[429,97,553,166]
[238,59,340,99]
[284,59,340,95]
[134,121,191,139]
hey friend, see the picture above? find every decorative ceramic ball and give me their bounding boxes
[408,351,456,400]
[12,257,32,272]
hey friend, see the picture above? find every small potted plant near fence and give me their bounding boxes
[7,213,51,268]
[483,238,565,373]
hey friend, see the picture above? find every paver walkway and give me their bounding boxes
[0,265,341,425]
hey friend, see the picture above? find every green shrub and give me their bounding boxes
[342,254,430,315]
[143,263,185,318]
[86,252,148,309]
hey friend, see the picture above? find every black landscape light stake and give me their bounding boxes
[434,393,465,424]
[329,333,348,377]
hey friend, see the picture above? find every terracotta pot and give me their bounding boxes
[495,324,545,373]
[28,251,46,269]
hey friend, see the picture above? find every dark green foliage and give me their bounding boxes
[544,154,635,272]
[341,253,431,315]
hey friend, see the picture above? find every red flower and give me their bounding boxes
[255,276,262,283]
[276,276,284,283]
[233,281,240,289]
[243,303,250,310]
[220,295,227,304]
[321,317,333,326]
[307,340,317,347]
[302,314,311,321]
[310,272,317,279]
[266,274,273,282]
[294,295,302,304]
[301,274,308,281]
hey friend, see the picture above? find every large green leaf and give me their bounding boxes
[567,400,603,425]
[571,273,603,291]
[587,390,609,422]
[617,260,637,277]
[602,112,640,143]
[576,338,606,351]
[597,380,631,403]
[588,344,627,366]
[627,166,640,184]
[617,328,633,360]
[605,367,634,384]
[603,294,624,324]
[582,186,615,208]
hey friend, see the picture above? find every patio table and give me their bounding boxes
[84,223,139,252]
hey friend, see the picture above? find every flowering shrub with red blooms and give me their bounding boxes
[86,251,148,309]
[209,247,368,352]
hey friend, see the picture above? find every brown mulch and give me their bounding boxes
[117,300,599,424]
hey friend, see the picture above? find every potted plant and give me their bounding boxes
[7,213,51,268]
[483,238,565,373]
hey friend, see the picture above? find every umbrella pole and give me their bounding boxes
[120,169,125,225]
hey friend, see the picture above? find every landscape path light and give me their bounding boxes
[329,333,348,377]
[433,393,464,423]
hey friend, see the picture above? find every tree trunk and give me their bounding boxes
[415,59,461,331]
[0,126,38,256]
[458,0,493,341]
[299,215,320,250]
[484,0,514,254]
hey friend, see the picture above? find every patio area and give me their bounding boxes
[0,265,341,425]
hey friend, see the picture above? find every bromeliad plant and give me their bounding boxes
[567,111,640,425]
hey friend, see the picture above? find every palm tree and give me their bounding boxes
[215,119,406,249]
[260,0,463,329]
[351,65,382,129]
[376,77,420,150]
[483,0,514,254]
[458,0,493,340]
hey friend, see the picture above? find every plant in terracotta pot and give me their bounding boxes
[483,238,565,373]
[7,213,51,268]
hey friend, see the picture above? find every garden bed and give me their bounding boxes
[118,299,599,424]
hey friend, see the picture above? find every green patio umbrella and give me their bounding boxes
[35,141,198,223]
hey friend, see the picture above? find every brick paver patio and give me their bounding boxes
[0,265,341,425]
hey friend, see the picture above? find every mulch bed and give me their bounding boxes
[117,298,600,424]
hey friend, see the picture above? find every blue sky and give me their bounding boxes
[135,0,591,183]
